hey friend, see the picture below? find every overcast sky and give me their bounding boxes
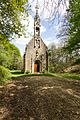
[12,0,69,56]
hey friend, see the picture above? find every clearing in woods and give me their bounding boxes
[0,76,80,120]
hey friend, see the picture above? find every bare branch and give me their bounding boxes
[28,0,69,22]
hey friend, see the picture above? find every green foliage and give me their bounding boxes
[65,0,80,53]
[58,0,80,69]
[48,45,70,73]
[74,58,80,64]
[0,0,28,39]
[60,73,80,80]
[0,0,28,73]
[0,51,9,67]
[0,40,23,70]
[0,66,12,84]
[8,43,23,70]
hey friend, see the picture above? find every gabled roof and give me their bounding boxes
[26,36,47,49]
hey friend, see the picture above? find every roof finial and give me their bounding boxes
[35,0,39,15]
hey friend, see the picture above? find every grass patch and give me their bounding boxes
[11,70,80,80]
[11,70,24,74]
[10,70,24,77]
[60,73,80,80]
[24,73,54,77]
[51,73,80,80]
[11,70,55,78]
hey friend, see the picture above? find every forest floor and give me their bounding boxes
[0,76,80,120]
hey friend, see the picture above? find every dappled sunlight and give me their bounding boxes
[0,76,80,119]
[0,107,9,119]
[17,85,28,90]
[6,83,16,89]
[66,89,80,99]
[66,89,73,95]
[39,85,62,91]
[41,86,54,90]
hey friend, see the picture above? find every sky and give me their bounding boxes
[11,0,69,56]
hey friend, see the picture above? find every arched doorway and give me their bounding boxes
[34,60,40,72]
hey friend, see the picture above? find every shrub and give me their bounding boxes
[0,66,12,84]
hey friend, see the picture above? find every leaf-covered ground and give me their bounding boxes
[0,76,80,120]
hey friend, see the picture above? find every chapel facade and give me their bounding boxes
[23,2,48,73]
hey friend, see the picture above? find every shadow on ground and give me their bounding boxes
[0,76,80,120]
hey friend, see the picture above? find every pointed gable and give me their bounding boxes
[23,1,48,73]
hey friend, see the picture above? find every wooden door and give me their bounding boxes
[34,64,37,72]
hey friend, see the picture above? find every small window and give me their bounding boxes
[36,27,39,31]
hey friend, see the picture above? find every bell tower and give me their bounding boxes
[24,0,48,73]
[34,0,40,48]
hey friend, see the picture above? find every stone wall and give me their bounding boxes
[24,38,48,73]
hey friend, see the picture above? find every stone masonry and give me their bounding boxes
[23,2,48,73]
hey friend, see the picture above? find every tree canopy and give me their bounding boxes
[0,40,22,70]
[65,0,80,53]
[0,0,28,39]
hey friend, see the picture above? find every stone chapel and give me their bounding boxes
[23,2,48,73]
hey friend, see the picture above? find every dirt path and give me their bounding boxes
[0,76,80,120]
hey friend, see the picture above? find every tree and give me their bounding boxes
[48,43,68,73]
[59,0,80,65]
[57,0,80,67]
[9,44,23,70]
[65,0,80,53]
[0,40,22,70]
[29,0,68,22]
[0,0,28,39]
